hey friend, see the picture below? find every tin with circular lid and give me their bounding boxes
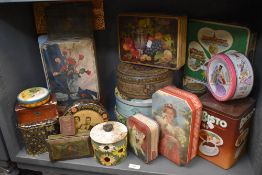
[90,121,128,166]
[17,87,50,108]
[207,50,254,101]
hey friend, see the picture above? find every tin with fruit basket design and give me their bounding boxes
[118,14,187,70]
[117,62,173,99]
[152,86,202,165]
[199,93,255,169]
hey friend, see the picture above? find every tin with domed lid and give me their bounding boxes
[90,121,128,166]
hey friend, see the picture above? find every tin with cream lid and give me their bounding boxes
[90,121,128,166]
[207,50,254,101]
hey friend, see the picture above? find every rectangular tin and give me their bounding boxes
[59,115,76,136]
[127,113,159,163]
[184,19,255,84]
[46,133,93,161]
[152,86,202,165]
[198,93,255,169]
[15,94,58,125]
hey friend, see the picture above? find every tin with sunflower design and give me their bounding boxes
[90,121,128,166]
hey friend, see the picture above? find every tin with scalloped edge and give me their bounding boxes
[207,50,254,101]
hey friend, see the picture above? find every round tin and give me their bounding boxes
[17,87,50,108]
[207,50,253,101]
[114,107,128,125]
[64,100,109,134]
[90,121,128,166]
[115,88,152,118]
[183,83,207,97]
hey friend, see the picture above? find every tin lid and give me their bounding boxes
[17,87,50,105]
[90,121,127,144]
[200,93,255,119]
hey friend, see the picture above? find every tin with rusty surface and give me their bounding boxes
[117,62,173,99]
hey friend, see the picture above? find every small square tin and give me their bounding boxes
[59,115,76,136]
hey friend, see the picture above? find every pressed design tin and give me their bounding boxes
[90,121,128,166]
[207,50,254,101]
[117,62,173,99]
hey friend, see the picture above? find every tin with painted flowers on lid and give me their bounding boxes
[90,121,128,166]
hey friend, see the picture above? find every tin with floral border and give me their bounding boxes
[90,121,128,166]
[207,50,254,101]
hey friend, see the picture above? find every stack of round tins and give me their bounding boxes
[207,50,254,101]
[17,87,50,108]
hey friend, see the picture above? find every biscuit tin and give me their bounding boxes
[15,94,58,125]
[115,88,152,118]
[19,120,59,155]
[118,14,187,70]
[152,86,202,165]
[59,115,76,136]
[46,133,93,161]
[207,50,254,101]
[127,113,159,163]
[17,87,50,108]
[90,121,128,166]
[117,62,173,99]
[64,100,108,134]
[199,93,255,169]
[184,19,254,84]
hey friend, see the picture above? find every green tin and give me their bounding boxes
[184,19,254,84]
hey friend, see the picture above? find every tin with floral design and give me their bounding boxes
[90,121,128,166]
[207,50,254,101]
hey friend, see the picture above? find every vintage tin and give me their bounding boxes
[183,83,207,97]
[115,88,152,118]
[64,100,109,134]
[46,133,93,161]
[17,87,50,108]
[59,115,76,136]
[207,50,254,101]
[90,121,128,166]
[198,93,255,169]
[114,107,128,125]
[40,38,100,114]
[184,19,255,84]
[19,120,59,155]
[118,14,187,70]
[127,113,159,163]
[117,62,173,99]
[15,94,58,125]
[152,86,202,165]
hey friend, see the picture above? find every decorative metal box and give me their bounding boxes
[118,14,187,70]
[19,120,59,155]
[199,93,255,169]
[15,94,58,125]
[117,62,173,99]
[127,113,159,163]
[90,121,128,166]
[152,86,202,165]
[64,100,109,134]
[184,19,256,84]
[59,115,76,136]
[46,133,93,161]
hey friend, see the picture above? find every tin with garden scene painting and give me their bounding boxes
[152,86,202,165]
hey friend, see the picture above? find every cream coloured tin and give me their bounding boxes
[207,50,253,101]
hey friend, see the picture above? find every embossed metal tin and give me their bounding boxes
[59,115,76,136]
[90,121,128,166]
[207,50,254,101]
[115,88,152,118]
[46,133,93,161]
[127,113,159,163]
[152,86,202,165]
[199,93,255,169]
[117,62,173,99]
[19,120,59,155]
[64,100,109,134]
[17,87,50,108]
[15,94,58,125]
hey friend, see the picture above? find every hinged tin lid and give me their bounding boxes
[200,93,255,119]
[17,87,50,104]
[90,121,127,144]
